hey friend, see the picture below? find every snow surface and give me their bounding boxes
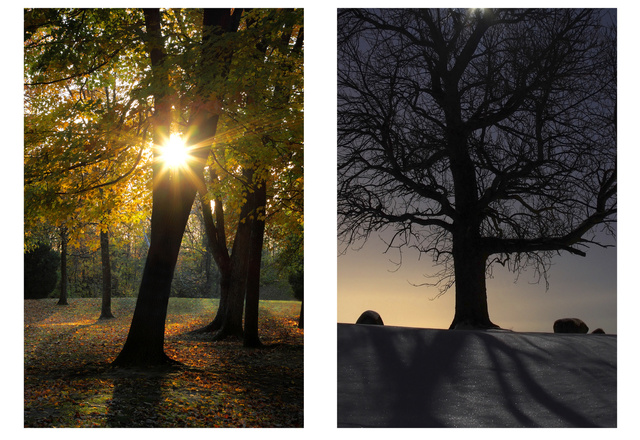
[337,323,616,427]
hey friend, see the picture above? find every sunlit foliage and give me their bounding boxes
[24,8,303,297]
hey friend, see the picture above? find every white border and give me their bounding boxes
[7,2,638,438]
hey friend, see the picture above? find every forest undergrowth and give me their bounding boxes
[24,298,303,427]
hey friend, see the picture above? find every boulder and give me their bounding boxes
[356,310,384,325]
[553,318,589,334]
[591,328,605,334]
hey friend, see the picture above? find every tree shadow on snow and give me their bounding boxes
[337,324,616,427]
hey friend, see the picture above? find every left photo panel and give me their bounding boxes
[24,8,303,427]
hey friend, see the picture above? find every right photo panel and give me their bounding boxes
[337,8,616,427]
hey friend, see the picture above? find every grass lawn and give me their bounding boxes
[24,297,303,427]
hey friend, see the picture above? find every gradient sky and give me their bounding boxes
[338,228,617,333]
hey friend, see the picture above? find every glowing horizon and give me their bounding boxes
[338,233,617,334]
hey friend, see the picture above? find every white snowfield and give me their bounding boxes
[337,323,616,427]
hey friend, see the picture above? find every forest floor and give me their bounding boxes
[24,298,303,428]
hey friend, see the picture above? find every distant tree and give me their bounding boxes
[288,266,303,329]
[24,8,152,310]
[99,227,115,319]
[58,226,69,305]
[338,9,616,329]
[24,243,60,299]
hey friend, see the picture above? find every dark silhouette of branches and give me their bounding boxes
[338,8,616,328]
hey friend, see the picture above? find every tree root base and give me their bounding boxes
[449,318,500,330]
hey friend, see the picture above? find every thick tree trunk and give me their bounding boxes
[113,8,187,367]
[57,226,69,306]
[244,179,266,347]
[449,237,497,329]
[114,8,241,367]
[99,228,115,319]
[113,166,198,365]
[447,123,498,329]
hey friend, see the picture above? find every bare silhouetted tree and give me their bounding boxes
[338,8,616,329]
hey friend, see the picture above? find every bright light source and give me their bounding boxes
[160,134,189,169]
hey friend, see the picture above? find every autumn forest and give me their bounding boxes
[24,8,303,427]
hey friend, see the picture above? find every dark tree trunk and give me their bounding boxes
[196,172,258,341]
[298,299,303,329]
[210,171,256,341]
[449,237,497,329]
[57,226,68,306]
[446,123,498,329]
[194,267,231,333]
[113,8,190,367]
[114,8,242,367]
[99,228,115,319]
[188,8,244,338]
[192,191,232,334]
[113,193,194,366]
[244,179,266,347]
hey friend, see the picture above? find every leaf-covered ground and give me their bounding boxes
[24,298,303,427]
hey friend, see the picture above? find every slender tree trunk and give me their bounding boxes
[192,191,232,334]
[57,226,69,306]
[244,179,266,347]
[189,8,244,338]
[197,179,257,341]
[99,228,115,319]
[298,299,304,329]
[194,266,231,333]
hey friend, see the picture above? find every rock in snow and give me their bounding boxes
[553,317,589,334]
[355,310,384,326]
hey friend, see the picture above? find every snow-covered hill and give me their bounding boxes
[337,323,616,427]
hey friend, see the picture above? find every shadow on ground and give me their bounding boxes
[337,323,616,427]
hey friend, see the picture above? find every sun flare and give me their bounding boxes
[160,134,190,169]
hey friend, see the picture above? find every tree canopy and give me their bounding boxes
[338,8,616,328]
[25,8,303,364]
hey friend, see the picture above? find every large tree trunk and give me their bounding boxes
[57,226,68,306]
[447,124,497,329]
[113,8,190,367]
[244,178,266,347]
[114,8,242,367]
[449,237,497,329]
[113,177,196,366]
[117,9,242,355]
[99,228,115,319]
